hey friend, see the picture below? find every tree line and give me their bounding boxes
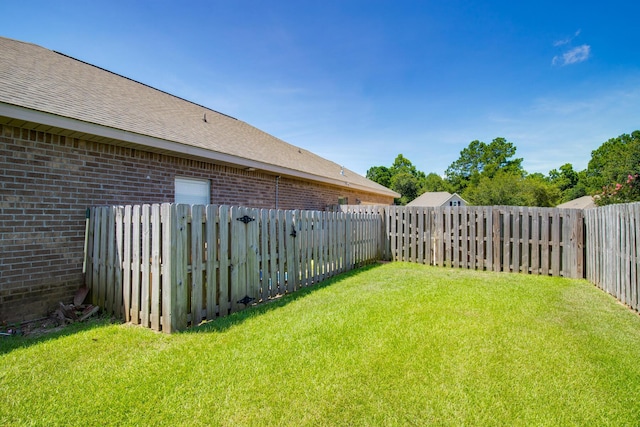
[366,131,640,207]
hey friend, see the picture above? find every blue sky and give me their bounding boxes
[3,1,640,177]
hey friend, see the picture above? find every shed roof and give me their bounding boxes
[0,37,398,198]
[556,196,596,209]
[407,192,466,207]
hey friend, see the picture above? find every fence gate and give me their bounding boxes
[229,206,261,314]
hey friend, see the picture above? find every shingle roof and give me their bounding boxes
[0,37,398,198]
[407,192,466,207]
[556,196,596,209]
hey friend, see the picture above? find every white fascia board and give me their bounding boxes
[0,102,398,197]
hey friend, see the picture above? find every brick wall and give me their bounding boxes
[0,123,393,323]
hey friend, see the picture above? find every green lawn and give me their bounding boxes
[2,262,640,426]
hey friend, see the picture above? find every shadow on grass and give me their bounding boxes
[0,264,385,353]
[0,316,120,356]
[183,263,383,335]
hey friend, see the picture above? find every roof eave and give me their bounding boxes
[0,102,399,198]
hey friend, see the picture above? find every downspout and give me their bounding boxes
[275,175,280,210]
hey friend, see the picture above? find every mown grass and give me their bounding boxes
[2,262,640,426]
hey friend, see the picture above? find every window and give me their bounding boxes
[175,177,210,205]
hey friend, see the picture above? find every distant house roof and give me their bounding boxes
[407,192,467,207]
[557,196,596,209]
[0,37,399,198]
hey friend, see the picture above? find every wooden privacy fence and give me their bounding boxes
[585,202,640,312]
[85,204,382,332]
[343,205,584,279]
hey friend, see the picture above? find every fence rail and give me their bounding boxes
[343,205,584,279]
[585,202,640,312]
[85,204,381,332]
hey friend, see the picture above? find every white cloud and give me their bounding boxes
[552,44,591,66]
[553,37,571,47]
[553,29,582,47]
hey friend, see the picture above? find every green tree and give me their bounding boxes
[547,163,584,203]
[423,172,451,193]
[463,171,560,207]
[365,165,392,188]
[366,154,430,205]
[522,173,561,207]
[391,171,420,205]
[585,131,640,197]
[563,169,588,202]
[463,171,525,206]
[548,163,577,190]
[445,137,524,193]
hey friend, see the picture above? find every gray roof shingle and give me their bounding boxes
[407,192,466,207]
[556,196,596,209]
[0,37,398,198]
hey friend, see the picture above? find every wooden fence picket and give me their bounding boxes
[140,204,150,328]
[521,207,529,274]
[465,207,473,269]
[106,206,116,315]
[114,207,124,320]
[632,204,640,311]
[130,205,140,324]
[285,210,297,291]
[191,204,204,325]
[150,204,161,330]
[161,203,176,332]
[512,208,521,274]
[229,206,243,313]
[174,204,189,330]
[273,210,282,290]
[205,205,218,320]
[218,206,230,317]
[122,206,132,322]
[502,209,510,272]
[247,207,261,306]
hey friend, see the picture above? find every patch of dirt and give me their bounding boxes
[2,316,68,338]
[2,287,101,338]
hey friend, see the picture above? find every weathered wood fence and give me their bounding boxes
[86,202,640,332]
[343,205,584,279]
[584,202,640,312]
[85,204,382,332]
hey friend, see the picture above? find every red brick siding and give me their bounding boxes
[0,123,393,323]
